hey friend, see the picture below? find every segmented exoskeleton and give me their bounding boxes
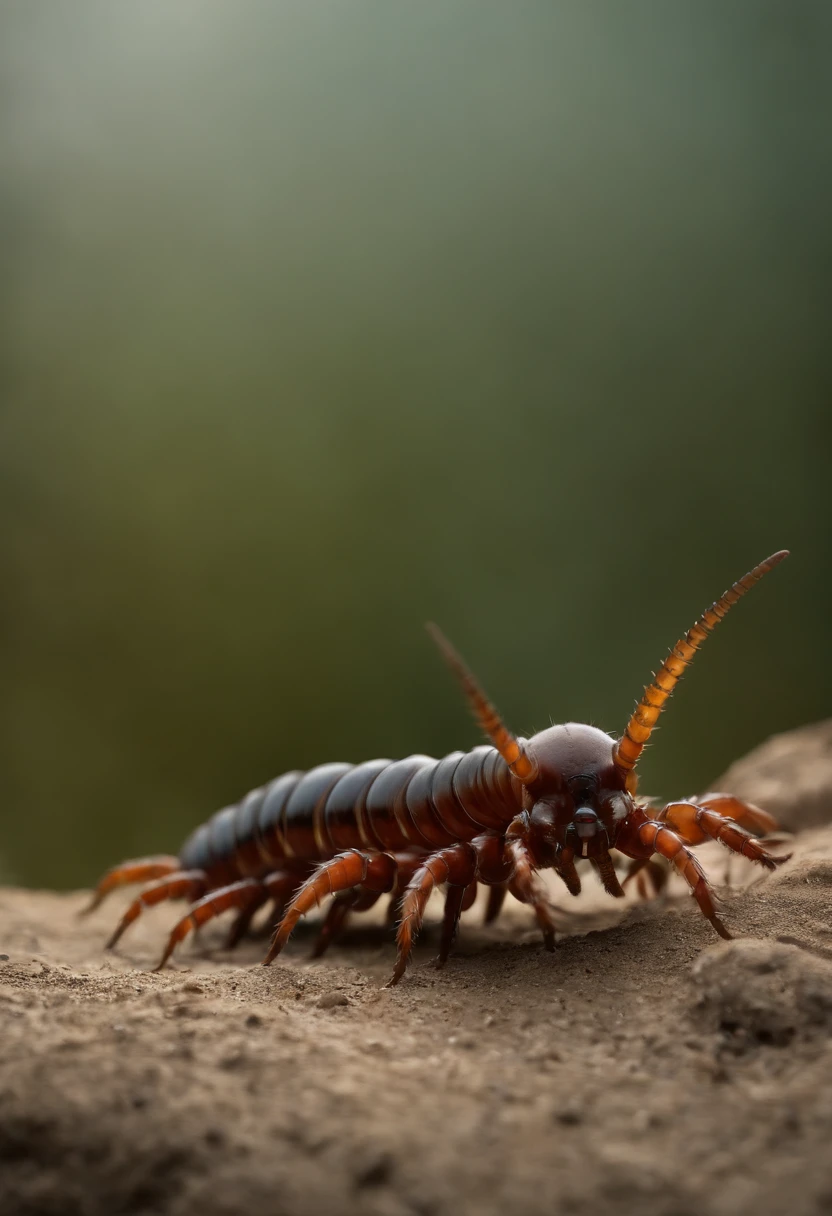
[87,551,790,986]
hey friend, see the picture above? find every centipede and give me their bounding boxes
[86,550,790,986]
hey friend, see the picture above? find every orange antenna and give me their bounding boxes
[614,550,789,781]
[426,622,539,785]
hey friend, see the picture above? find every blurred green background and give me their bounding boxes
[1,3,830,889]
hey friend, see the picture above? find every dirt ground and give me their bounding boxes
[3,723,832,1216]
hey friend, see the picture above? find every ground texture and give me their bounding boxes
[3,721,832,1216]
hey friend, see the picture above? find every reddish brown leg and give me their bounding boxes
[622,857,670,901]
[264,851,397,964]
[105,870,207,950]
[507,839,559,951]
[696,792,779,836]
[592,851,625,898]
[660,802,790,870]
[556,848,581,897]
[484,882,508,924]
[312,891,359,958]
[252,872,306,939]
[388,843,478,986]
[385,853,426,926]
[225,888,269,950]
[310,888,382,959]
[153,878,267,971]
[461,880,479,912]
[82,856,180,915]
[637,821,730,939]
[436,883,470,969]
[622,857,648,890]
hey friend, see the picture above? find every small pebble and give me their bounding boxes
[0,955,8,961]
[317,991,349,1009]
[354,1150,393,1188]
[554,1102,583,1126]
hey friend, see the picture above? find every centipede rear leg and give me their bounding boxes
[105,870,208,951]
[156,871,303,970]
[82,856,181,915]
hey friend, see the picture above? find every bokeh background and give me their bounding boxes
[1,3,830,889]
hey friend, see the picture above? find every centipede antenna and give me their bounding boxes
[613,550,789,783]
[426,622,539,784]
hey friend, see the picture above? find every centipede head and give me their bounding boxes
[522,722,631,862]
[431,550,788,868]
[428,624,630,859]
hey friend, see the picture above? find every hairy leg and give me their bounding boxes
[591,851,625,898]
[636,821,730,939]
[659,802,789,869]
[264,851,398,964]
[696,792,779,836]
[105,870,207,950]
[311,888,382,958]
[506,839,559,951]
[82,856,180,915]
[385,853,428,926]
[555,847,581,897]
[388,843,478,986]
[153,878,267,970]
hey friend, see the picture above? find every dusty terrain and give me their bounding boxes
[3,722,832,1216]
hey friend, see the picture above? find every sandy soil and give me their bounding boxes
[3,723,832,1216]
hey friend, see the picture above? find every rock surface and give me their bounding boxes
[691,937,832,1046]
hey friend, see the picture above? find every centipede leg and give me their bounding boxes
[483,882,508,925]
[660,802,790,872]
[82,855,180,915]
[105,870,207,950]
[506,840,558,952]
[623,856,669,896]
[225,888,270,950]
[228,869,305,948]
[311,891,359,957]
[153,878,267,970]
[695,792,780,836]
[555,848,582,897]
[638,821,731,939]
[250,872,306,939]
[312,887,383,958]
[436,883,468,969]
[388,843,478,987]
[385,853,428,926]
[264,851,398,964]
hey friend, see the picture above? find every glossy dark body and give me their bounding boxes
[177,746,523,885]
